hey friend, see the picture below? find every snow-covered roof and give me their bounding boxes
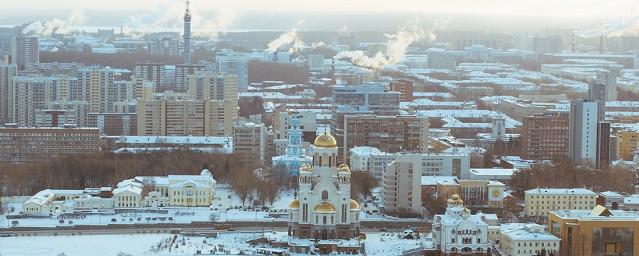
[469,168,516,178]
[624,195,639,205]
[421,176,457,186]
[114,136,231,145]
[525,188,596,195]
[501,223,560,241]
[599,191,624,198]
[349,146,383,157]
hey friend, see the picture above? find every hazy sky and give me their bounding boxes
[2,0,638,33]
[1,0,637,18]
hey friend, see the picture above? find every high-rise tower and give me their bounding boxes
[183,0,192,64]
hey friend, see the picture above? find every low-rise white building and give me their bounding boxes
[23,169,217,216]
[524,188,597,217]
[114,169,217,209]
[23,188,113,216]
[499,223,560,256]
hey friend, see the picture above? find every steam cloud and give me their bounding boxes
[22,11,86,36]
[574,16,639,37]
[336,20,447,70]
[267,21,304,53]
[127,0,237,38]
[336,23,426,70]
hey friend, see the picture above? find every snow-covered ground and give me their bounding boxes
[0,186,409,229]
[0,231,431,256]
[365,233,432,256]
[0,233,171,256]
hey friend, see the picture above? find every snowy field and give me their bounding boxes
[0,233,172,256]
[0,232,430,256]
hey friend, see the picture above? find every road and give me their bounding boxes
[2,224,416,236]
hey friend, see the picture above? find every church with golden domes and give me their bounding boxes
[287,131,361,240]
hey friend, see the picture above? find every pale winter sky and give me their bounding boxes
[1,0,637,18]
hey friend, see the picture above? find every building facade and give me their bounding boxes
[548,206,639,256]
[499,223,560,256]
[341,115,429,161]
[569,100,609,169]
[616,130,639,161]
[233,122,266,168]
[0,127,100,164]
[521,111,570,160]
[382,160,422,215]
[524,188,597,217]
[137,99,235,136]
[388,78,414,102]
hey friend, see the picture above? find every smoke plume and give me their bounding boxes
[336,20,447,70]
[336,23,425,70]
[267,21,305,53]
[22,11,86,36]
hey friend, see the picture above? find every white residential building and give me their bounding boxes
[382,160,422,215]
[368,152,470,182]
[348,146,383,173]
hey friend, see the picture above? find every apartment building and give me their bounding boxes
[137,99,235,136]
[0,127,100,164]
[340,115,429,161]
[521,111,570,160]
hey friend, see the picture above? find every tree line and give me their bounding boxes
[509,160,635,199]
[0,151,235,197]
[0,151,380,209]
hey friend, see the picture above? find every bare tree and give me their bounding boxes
[351,172,379,200]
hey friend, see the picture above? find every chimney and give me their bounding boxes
[571,32,575,52]
[600,35,604,53]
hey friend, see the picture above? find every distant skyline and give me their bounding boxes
[1,0,637,18]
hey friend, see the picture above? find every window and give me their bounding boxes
[322,191,328,200]
[605,243,618,254]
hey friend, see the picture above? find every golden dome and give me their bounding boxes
[314,202,336,213]
[449,194,464,205]
[350,199,360,209]
[338,163,351,172]
[289,199,300,209]
[314,132,337,148]
[299,162,312,172]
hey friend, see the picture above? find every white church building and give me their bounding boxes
[432,194,490,255]
[288,132,361,239]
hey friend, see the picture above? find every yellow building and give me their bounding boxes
[524,188,597,217]
[616,130,639,161]
[548,205,639,256]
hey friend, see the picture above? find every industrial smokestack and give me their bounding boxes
[571,32,575,52]
[599,35,604,53]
